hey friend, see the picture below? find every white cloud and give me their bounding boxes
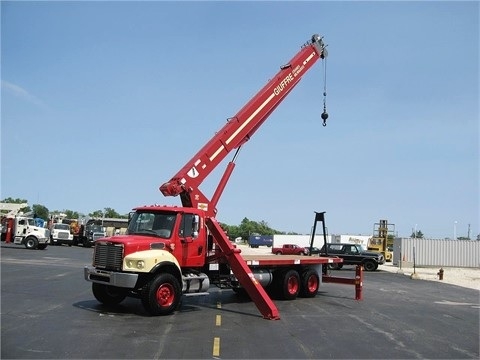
[1,80,48,109]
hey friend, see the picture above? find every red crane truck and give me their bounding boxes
[84,34,361,320]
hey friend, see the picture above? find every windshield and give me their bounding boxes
[127,211,176,239]
[357,245,366,252]
[90,225,105,233]
[54,224,70,231]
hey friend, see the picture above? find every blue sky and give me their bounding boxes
[1,1,478,239]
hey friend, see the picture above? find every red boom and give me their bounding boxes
[160,34,327,216]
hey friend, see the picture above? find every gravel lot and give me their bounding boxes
[235,243,480,291]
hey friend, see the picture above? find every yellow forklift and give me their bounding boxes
[367,220,395,262]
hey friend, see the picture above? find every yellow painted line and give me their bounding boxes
[213,337,220,357]
[216,314,222,326]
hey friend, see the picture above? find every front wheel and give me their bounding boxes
[24,237,39,250]
[92,283,127,305]
[363,260,377,272]
[141,273,181,316]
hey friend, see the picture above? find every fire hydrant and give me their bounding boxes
[437,268,444,280]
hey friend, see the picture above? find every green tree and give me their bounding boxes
[89,210,104,218]
[410,230,424,238]
[32,204,49,220]
[89,207,127,219]
[64,209,81,219]
[104,207,123,218]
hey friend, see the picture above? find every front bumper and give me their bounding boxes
[84,265,139,288]
[39,237,49,244]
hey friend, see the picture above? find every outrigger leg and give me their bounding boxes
[206,217,280,320]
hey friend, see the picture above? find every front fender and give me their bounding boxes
[123,249,181,273]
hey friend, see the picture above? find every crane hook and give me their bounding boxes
[322,108,328,126]
[321,109,328,127]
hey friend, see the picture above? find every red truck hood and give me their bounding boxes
[95,234,174,257]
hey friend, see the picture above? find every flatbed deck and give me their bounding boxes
[241,254,342,266]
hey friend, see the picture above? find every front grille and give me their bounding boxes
[94,243,124,270]
[58,232,69,239]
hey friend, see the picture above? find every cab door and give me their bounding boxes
[177,213,205,267]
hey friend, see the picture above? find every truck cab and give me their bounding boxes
[3,216,50,250]
[50,223,74,246]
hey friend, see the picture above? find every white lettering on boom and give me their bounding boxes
[273,73,294,96]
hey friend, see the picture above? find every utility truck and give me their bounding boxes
[84,34,362,320]
[0,202,50,250]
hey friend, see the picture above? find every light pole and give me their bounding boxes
[454,221,457,240]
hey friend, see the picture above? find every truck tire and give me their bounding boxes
[328,263,341,270]
[273,269,300,300]
[24,237,38,250]
[83,238,92,248]
[141,273,181,316]
[92,283,127,305]
[299,269,319,298]
[275,251,282,255]
[363,260,377,272]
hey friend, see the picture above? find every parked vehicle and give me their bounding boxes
[50,223,74,246]
[248,235,273,248]
[272,244,308,255]
[1,203,49,250]
[307,246,322,255]
[72,219,107,248]
[367,219,395,262]
[319,243,385,271]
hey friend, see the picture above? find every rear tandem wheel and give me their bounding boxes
[271,269,300,300]
[299,269,319,298]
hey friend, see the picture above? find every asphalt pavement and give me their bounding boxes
[1,243,479,359]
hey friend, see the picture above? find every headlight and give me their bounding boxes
[126,259,145,269]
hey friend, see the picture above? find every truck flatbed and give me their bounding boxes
[242,254,342,266]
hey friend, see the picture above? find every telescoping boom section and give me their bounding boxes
[160,34,327,216]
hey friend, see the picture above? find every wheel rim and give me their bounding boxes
[287,276,299,295]
[156,283,175,307]
[306,275,318,293]
[27,239,34,247]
